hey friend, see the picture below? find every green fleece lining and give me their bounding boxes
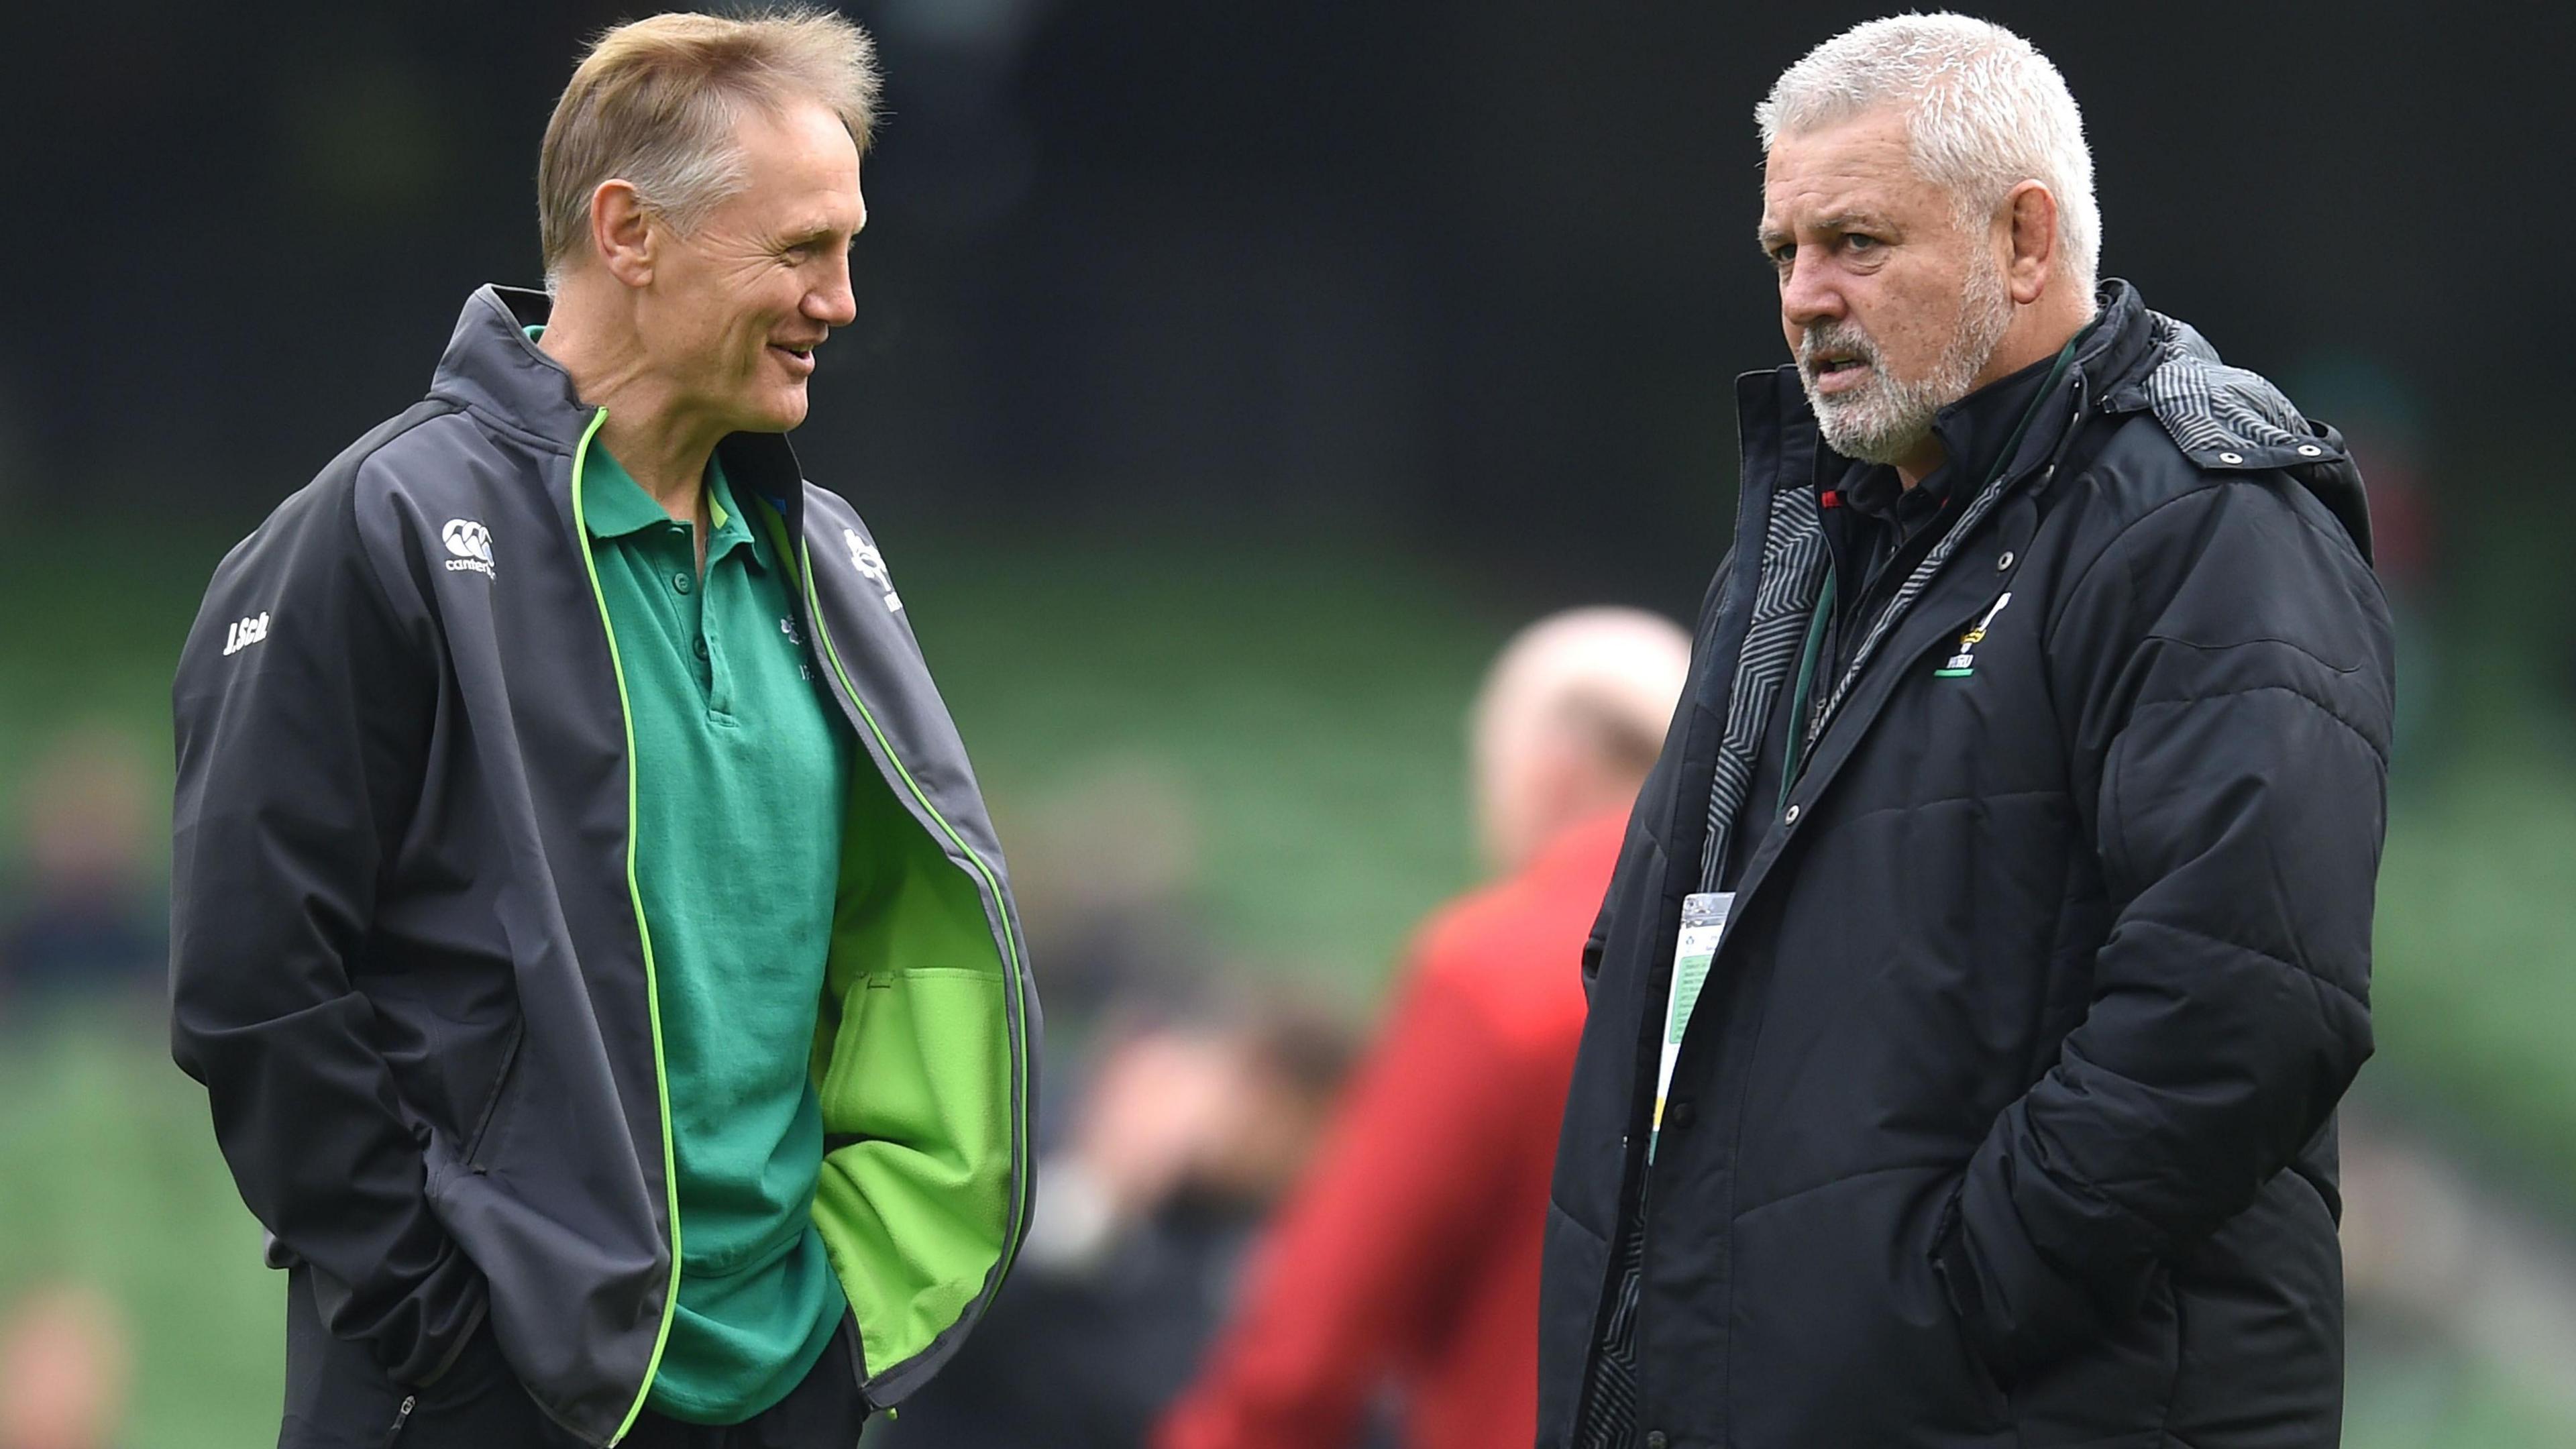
[811,777,1012,1377]
[755,506,1026,1383]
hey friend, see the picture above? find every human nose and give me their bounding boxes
[807,252,857,329]
[1778,248,1844,333]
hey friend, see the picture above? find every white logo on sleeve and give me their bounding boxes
[441,519,496,578]
[843,528,902,612]
[222,612,270,657]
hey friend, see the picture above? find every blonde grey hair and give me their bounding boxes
[1757,13,2098,301]
[538,6,881,290]
[1474,606,1693,774]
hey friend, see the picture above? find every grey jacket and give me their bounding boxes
[171,285,1038,1445]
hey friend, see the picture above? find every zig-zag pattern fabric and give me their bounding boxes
[1697,483,1828,893]
[2139,313,2318,459]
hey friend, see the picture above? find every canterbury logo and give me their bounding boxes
[843,528,902,612]
[222,612,271,657]
[441,519,496,578]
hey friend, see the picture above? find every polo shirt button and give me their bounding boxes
[672,572,694,594]
[1645,1433,1670,1449]
[1668,1100,1695,1129]
[693,637,709,661]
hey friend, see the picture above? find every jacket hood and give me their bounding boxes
[2091,281,2375,565]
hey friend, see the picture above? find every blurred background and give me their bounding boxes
[3,0,2574,1444]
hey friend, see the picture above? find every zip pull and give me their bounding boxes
[382,1395,417,1447]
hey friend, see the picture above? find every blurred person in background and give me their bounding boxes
[1546,16,2392,1449]
[167,11,1035,1447]
[0,1282,131,1449]
[883,994,1360,1449]
[1157,607,1691,1449]
[0,728,164,1018]
[1006,759,1222,1095]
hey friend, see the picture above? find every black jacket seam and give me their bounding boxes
[2136,632,2362,677]
[2125,682,2389,766]
[2044,472,2330,657]
[1729,1159,1967,1222]
[341,400,464,627]
[2127,917,2371,1016]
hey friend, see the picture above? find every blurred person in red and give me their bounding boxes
[1157,606,1690,1449]
[0,1283,131,1449]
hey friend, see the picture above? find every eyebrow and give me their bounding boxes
[1754,211,1898,250]
[780,222,859,248]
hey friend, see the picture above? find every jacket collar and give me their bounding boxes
[429,284,814,531]
[1738,279,2161,520]
[430,286,596,451]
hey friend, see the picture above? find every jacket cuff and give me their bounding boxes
[307,1235,489,1387]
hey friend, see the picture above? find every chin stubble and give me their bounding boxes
[1799,262,2015,465]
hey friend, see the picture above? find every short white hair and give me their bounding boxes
[1757,13,2098,301]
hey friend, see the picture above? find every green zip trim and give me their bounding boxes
[1777,566,1838,818]
[567,409,686,1445]
[789,535,1035,1316]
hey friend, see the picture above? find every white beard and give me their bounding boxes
[1799,260,2015,465]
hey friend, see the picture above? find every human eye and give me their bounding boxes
[1842,232,1882,255]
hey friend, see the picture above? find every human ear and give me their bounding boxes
[2003,181,2057,306]
[590,180,655,288]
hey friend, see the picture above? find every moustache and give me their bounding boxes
[1798,323,1882,379]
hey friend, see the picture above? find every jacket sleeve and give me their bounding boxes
[170,475,485,1385]
[1934,474,2393,1381]
[1156,955,1535,1449]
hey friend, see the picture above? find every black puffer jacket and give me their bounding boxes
[1538,282,2393,1449]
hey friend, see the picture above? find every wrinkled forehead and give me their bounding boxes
[724,98,867,225]
[1758,105,1948,233]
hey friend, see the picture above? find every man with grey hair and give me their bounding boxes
[1540,15,2390,1449]
[171,9,1035,1447]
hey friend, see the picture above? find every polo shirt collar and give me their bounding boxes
[582,442,763,570]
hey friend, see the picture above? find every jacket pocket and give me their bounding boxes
[1728,1167,2013,1446]
[1933,1186,2181,1446]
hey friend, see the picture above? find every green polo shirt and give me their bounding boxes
[580,438,855,1424]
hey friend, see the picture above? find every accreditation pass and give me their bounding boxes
[1650,890,1732,1163]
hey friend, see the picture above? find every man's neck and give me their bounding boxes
[538,288,723,529]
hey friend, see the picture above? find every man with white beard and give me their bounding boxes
[1537,15,2393,1449]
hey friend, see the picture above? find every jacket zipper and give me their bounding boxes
[792,538,1036,1313]
[566,407,686,1445]
[382,1395,415,1446]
